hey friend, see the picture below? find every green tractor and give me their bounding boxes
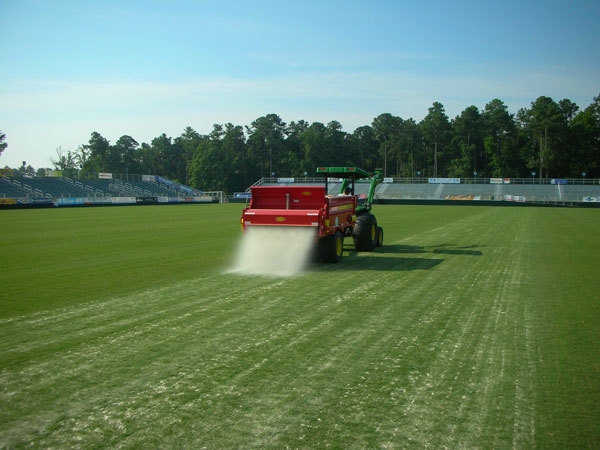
[316,166,384,253]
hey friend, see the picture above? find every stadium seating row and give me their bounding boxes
[0,176,200,200]
[346,182,600,203]
[3,175,600,203]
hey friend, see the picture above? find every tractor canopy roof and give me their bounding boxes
[316,166,370,179]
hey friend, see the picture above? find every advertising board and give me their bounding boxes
[428,178,461,184]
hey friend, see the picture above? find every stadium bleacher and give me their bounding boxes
[562,185,600,202]
[0,175,204,200]
[501,184,558,202]
[439,184,497,200]
[2,173,599,206]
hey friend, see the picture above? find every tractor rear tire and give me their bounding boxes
[320,231,344,263]
[376,226,384,247]
[353,213,377,251]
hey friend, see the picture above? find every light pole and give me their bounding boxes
[531,171,536,184]
[473,171,478,184]
[582,172,587,184]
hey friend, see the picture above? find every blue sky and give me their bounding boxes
[1,0,598,169]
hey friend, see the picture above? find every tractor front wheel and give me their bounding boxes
[376,226,384,247]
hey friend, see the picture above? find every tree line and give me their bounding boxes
[7,95,600,193]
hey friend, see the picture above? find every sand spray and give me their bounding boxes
[227,226,316,277]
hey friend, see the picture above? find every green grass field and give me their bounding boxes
[1,204,598,449]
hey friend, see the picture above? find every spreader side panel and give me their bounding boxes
[242,209,321,228]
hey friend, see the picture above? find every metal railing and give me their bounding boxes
[249,176,598,186]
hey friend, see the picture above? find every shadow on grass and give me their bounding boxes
[428,243,484,256]
[312,254,444,272]
[313,242,483,272]
[383,243,484,256]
